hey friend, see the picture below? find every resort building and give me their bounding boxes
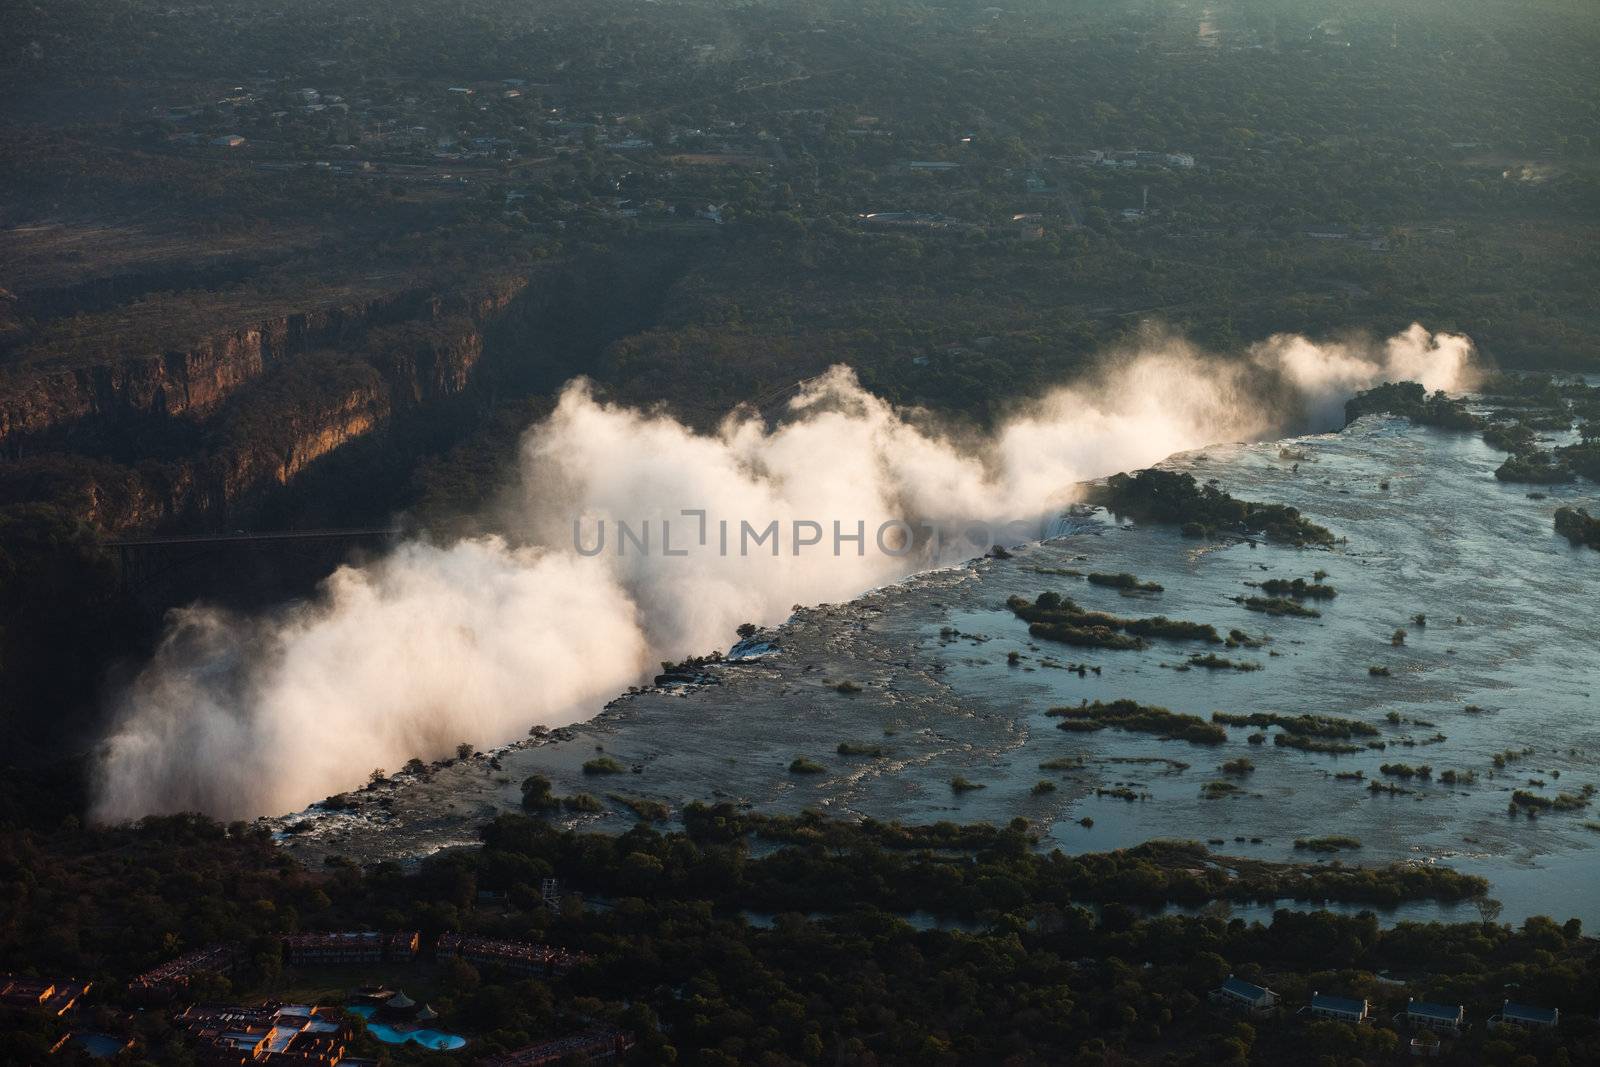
[477,1028,636,1066]
[0,973,91,1016]
[436,933,590,976]
[1400,998,1466,1034]
[370,989,439,1025]
[130,944,236,993]
[1210,975,1280,1018]
[1305,992,1371,1025]
[177,1003,355,1066]
[280,931,419,966]
[1489,1000,1559,1031]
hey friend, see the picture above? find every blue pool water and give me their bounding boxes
[71,1033,128,1059]
[346,1005,467,1050]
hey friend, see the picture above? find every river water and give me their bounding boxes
[276,413,1599,927]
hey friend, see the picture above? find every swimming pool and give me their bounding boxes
[346,1005,467,1051]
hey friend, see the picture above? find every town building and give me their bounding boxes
[1210,975,1280,1017]
[280,931,419,966]
[1401,998,1465,1034]
[1306,992,1371,1024]
[1489,1000,1559,1031]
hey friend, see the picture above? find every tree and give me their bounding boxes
[520,775,559,813]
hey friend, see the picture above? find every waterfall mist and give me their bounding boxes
[90,324,1477,822]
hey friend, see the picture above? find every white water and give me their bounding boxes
[92,325,1477,822]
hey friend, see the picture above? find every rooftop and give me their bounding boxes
[1220,976,1271,1000]
[1407,1000,1462,1021]
[1502,1001,1558,1024]
[1311,993,1368,1016]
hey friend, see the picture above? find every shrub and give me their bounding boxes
[520,775,560,812]
[1294,836,1361,852]
[1050,699,1227,744]
[1087,571,1163,592]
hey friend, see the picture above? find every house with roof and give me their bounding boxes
[1489,1000,1558,1031]
[1210,975,1280,1017]
[1398,998,1465,1034]
[1305,992,1371,1024]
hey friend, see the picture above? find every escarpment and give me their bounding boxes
[0,275,527,532]
[0,277,527,451]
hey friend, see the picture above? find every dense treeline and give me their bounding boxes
[1089,469,1335,544]
[1,799,1596,1065]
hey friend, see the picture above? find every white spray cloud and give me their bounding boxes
[91,324,1477,822]
[1251,323,1478,427]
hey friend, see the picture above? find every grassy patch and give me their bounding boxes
[1294,836,1362,853]
[1006,592,1221,650]
[1212,712,1378,738]
[1274,734,1359,754]
[1259,577,1337,600]
[1088,468,1334,546]
[1186,652,1262,672]
[1087,571,1163,593]
[1049,699,1227,744]
[1236,595,1321,618]
[608,794,670,822]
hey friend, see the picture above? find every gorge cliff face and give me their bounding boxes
[0,280,525,451]
[0,276,528,533]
